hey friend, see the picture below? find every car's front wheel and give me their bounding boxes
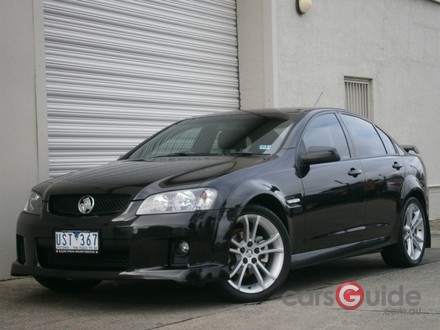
[381,197,427,267]
[34,275,101,292]
[218,204,291,302]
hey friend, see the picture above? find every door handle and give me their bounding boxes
[348,168,362,177]
[392,162,403,170]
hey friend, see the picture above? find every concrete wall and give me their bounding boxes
[237,0,440,218]
[0,0,48,279]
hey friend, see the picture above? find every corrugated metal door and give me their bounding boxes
[44,0,239,176]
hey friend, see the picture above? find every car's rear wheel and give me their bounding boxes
[218,204,290,302]
[381,197,426,267]
[34,275,101,292]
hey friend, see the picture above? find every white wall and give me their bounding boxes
[237,0,440,218]
[0,0,48,279]
[236,0,279,108]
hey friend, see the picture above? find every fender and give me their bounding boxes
[388,166,430,246]
[213,170,306,255]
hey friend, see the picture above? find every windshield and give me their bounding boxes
[125,114,294,160]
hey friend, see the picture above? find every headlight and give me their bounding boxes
[136,188,218,215]
[23,191,43,215]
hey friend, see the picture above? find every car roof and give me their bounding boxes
[189,107,352,121]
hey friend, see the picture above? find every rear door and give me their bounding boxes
[340,114,405,241]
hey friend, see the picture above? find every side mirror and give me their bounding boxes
[300,146,340,165]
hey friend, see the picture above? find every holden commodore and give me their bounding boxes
[11,108,431,302]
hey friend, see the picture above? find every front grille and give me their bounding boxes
[37,246,129,271]
[172,254,189,265]
[49,194,131,216]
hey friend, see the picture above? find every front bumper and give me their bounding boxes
[11,207,235,283]
[10,261,229,283]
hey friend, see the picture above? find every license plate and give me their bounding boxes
[55,231,99,254]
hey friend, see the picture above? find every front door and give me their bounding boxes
[299,113,366,250]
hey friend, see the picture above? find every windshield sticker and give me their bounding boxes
[259,145,271,150]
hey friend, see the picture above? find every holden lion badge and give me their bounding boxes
[78,195,95,214]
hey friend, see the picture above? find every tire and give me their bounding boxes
[381,197,427,267]
[34,276,101,293]
[218,204,291,302]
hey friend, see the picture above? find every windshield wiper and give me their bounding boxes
[132,152,221,159]
[222,151,264,156]
[156,152,193,157]
[128,151,263,160]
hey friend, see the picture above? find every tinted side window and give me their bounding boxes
[341,114,386,157]
[302,114,350,160]
[377,128,397,155]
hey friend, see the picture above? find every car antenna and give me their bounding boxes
[313,91,324,107]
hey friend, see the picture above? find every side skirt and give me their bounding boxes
[290,236,391,270]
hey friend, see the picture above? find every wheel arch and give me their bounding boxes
[223,177,291,231]
[404,189,431,248]
[247,193,289,231]
[399,168,428,212]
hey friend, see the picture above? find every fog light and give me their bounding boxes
[174,240,190,256]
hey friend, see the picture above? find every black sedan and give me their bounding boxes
[11,108,430,302]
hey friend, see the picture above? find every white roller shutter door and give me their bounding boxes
[44,0,239,176]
